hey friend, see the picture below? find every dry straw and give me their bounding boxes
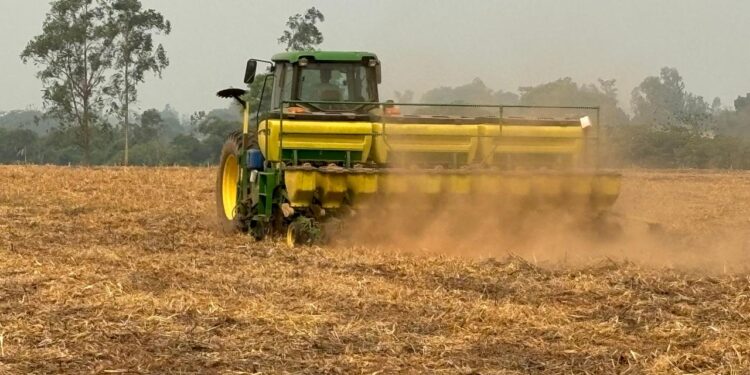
[1,165,749,374]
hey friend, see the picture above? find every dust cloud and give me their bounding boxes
[328,179,750,274]
[320,125,750,274]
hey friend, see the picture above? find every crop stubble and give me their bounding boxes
[1,166,749,374]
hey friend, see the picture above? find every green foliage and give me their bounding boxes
[735,93,750,113]
[197,117,238,139]
[417,78,519,116]
[0,129,40,163]
[0,110,59,134]
[245,73,274,113]
[21,0,114,163]
[9,9,750,176]
[158,105,184,139]
[167,134,206,165]
[422,78,520,105]
[133,108,162,143]
[519,78,629,127]
[714,107,750,138]
[605,125,750,169]
[0,105,236,166]
[278,7,325,52]
[20,0,170,165]
[631,67,712,131]
[103,0,171,165]
[408,72,750,170]
[105,0,171,99]
[126,140,167,165]
[195,114,241,163]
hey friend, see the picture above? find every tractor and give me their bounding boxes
[216,51,621,246]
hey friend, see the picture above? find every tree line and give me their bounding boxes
[0,105,242,165]
[18,0,169,165]
[3,1,748,169]
[1,1,327,167]
[408,68,750,169]
[4,65,748,169]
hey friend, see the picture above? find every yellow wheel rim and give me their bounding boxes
[222,154,239,220]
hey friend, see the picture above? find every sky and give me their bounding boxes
[1,0,750,117]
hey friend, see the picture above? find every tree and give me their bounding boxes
[393,90,415,103]
[631,67,711,131]
[278,7,325,51]
[21,0,114,164]
[715,93,750,138]
[244,73,274,112]
[735,93,750,113]
[0,110,59,134]
[104,0,171,165]
[134,108,162,143]
[0,129,40,164]
[421,78,520,105]
[168,134,204,165]
[418,78,520,116]
[155,104,185,140]
[519,77,629,126]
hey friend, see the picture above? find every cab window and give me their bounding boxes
[297,63,375,103]
[271,63,294,109]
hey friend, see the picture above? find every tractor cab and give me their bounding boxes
[247,51,381,115]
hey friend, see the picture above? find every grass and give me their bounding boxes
[1,166,749,374]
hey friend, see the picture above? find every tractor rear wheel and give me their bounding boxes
[216,131,247,233]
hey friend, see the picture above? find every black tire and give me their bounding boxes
[216,131,247,233]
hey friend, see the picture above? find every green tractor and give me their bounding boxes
[216,51,621,246]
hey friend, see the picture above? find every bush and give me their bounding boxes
[605,125,750,169]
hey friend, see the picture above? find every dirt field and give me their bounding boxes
[1,166,750,374]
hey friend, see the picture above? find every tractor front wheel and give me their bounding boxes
[215,132,247,233]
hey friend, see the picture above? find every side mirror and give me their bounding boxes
[244,59,257,84]
[375,64,382,84]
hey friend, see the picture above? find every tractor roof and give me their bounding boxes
[271,51,378,63]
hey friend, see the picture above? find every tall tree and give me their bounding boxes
[134,108,162,143]
[21,0,113,164]
[278,7,325,51]
[105,0,171,165]
[631,67,711,131]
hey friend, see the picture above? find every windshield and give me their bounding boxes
[296,62,376,111]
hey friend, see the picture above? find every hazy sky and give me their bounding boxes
[2,0,749,117]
